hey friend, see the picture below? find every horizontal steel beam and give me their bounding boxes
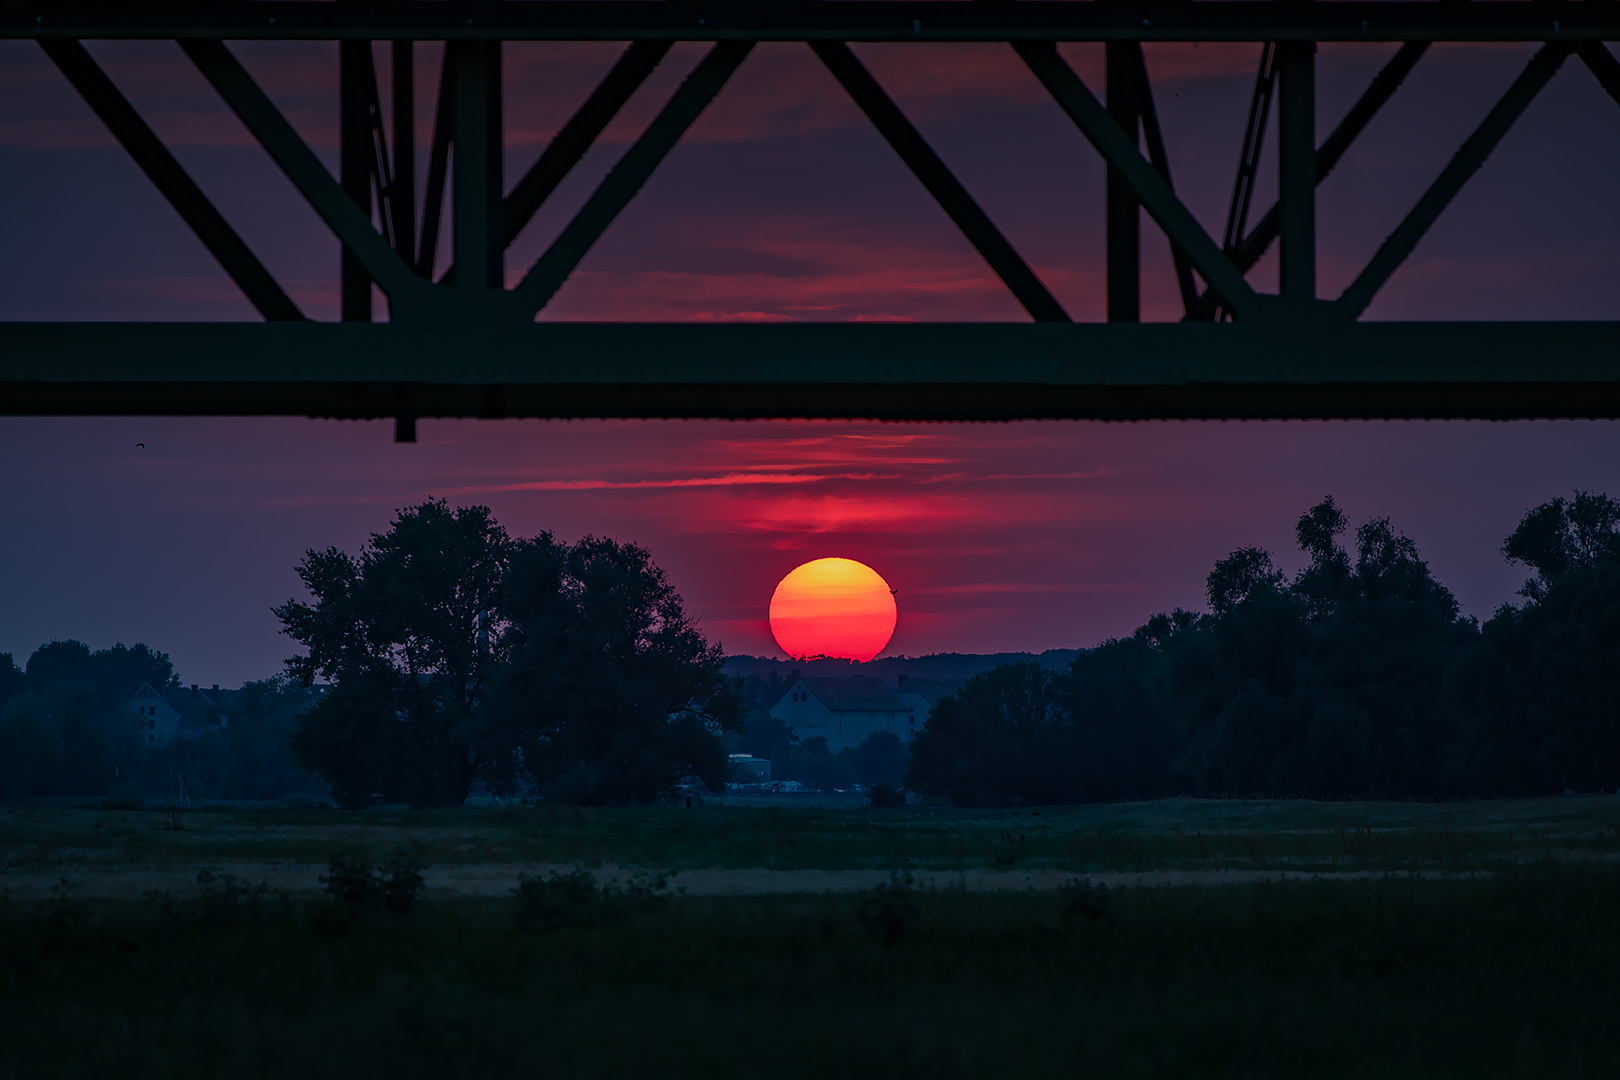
[4,322,1620,420]
[6,1,1619,43]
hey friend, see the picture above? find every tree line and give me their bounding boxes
[0,640,324,802]
[6,491,1616,809]
[906,493,1620,805]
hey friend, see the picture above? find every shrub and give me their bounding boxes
[1057,878,1111,925]
[512,868,670,932]
[858,871,922,946]
[866,782,906,808]
[319,854,426,916]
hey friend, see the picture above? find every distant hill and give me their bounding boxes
[722,650,1081,689]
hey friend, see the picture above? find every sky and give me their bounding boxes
[4,35,1620,685]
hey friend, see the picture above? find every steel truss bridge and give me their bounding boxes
[5,1,1620,436]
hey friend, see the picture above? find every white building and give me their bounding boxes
[125,682,181,746]
[729,753,772,782]
[895,677,965,735]
[770,676,911,752]
[123,682,235,747]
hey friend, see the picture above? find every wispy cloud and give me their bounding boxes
[430,471,895,495]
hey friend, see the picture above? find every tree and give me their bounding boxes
[487,534,742,804]
[1451,494,1620,794]
[906,663,1072,806]
[93,643,178,694]
[850,730,908,788]
[0,653,24,709]
[1165,499,1474,798]
[793,736,856,793]
[278,501,512,807]
[1503,491,1620,601]
[1057,631,1180,801]
[731,710,798,772]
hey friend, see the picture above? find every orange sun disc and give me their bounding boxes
[768,557,897,662]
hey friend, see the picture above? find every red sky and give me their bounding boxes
[3,36,1620,683]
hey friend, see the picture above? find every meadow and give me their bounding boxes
[3,796,1619,1077]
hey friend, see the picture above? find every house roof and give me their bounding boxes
[124,682,237,723]
[897,677,965,708]
[800,677,908,713]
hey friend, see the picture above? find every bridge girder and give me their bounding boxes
[4,1,1620,431]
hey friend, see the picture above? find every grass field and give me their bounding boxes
[4,794,1619,885]
[4,796,1620,1077]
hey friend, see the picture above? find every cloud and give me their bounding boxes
[430,470,896,495]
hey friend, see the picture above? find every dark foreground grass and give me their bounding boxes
[3,862,1619,1079]
[13,796,1620,877]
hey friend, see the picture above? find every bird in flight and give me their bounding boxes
[136,442,145,448]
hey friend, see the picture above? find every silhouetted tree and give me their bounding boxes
[1057,630,1180,800]
[907,663,1072,805]
[485,533,741,804]
[1450,493,1620,794]
[279,501,512,807]
[851,730,908,788]
[1166,500,1474,798]
[731,710,798,771]
[1503,491,1620,601]
[0,653,24,708]
[794,735,857,793]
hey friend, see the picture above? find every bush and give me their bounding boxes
[319,854,426,916]
[1057,878,1111,925]
[865,782,905,808]
[512,868,670,932]
[857,871,922,945]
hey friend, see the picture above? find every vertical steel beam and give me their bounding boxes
[1233,41,1428,274]
[1277,39,1315,307]
[392,40,416,266]
[1014,42,1269,322]
[340,39,374,320]
[1106,42,1140,323]
[451,41,503,292]
[440,41,671,286]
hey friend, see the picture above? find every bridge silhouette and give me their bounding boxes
[5,1,1620,437]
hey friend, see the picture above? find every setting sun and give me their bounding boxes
[768,557,897,662]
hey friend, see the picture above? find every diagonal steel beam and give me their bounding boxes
[40,39,304,322]
[1234,41,1429,274]
[418,46,453,279]
[440,40,671,286]
[1224,42,1277,260]
[505,40,673,247]
[180,38,430,314]
[1014,41,1269,322]
[509,41,754,317]
[816,41,1069,323]
[1337,42,1572,319]
[1578,40,1620,110]
[1132,46,1198,318]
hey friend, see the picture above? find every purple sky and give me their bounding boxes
[3,37,1620,684]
